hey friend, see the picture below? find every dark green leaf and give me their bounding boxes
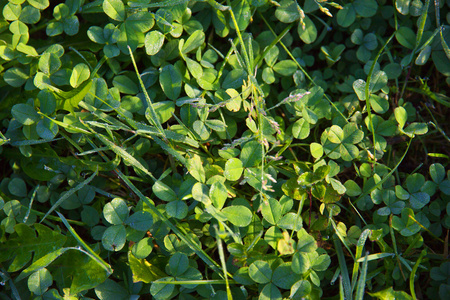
[125,211,153,231]
[160,64,182,100]
[11,103,40,125]
[103,0,125,22]
[222,205,252,227]
[248,260,272,284]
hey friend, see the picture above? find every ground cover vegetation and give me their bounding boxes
[0,0,449,299]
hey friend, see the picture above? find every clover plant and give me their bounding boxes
[0,0,449,299]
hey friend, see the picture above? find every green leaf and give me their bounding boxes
[368,287,413,300]
[298,15,317,44]
[260,283,282,300]
[103,198,129,225]
[391,208,420,236]
[187,154,206,183]
[192,182,210,204]
[186,57,203,79]
[205,119,226,132]
[210,181,228,210]
[292,252,310,275]
[396,26,416,49]
[403,122,428,136]
[8,177,27,197]
[28,268,52,296]
[125,211,153,231]
[353,0,378,18]
[430,163,445,183]
[0,224,66,272]
[70,63,90,88]
[311,253,331,271]
[36,118,58,140]
[160,64,182,100]
[103,0,125,22]
[28,0,49,10]
[310,142,323,159]
[337,4,356,27]
[12,103,40,126]
[278,212,302,231]
[282,177,307,200]
[153,181,178,201]
[128,252,166,284]
[166,200,188,219]
[61,79,94,111]
[261,198,282,225]
[169,252,189,276]
[327,125,344,143]
[102,224,126,251]
[273,60,297,76]
[112,75,139,94]
[302,107,318,124]
[131,238,153,259]
[221,205,252,227]
[229,0,251,30]
[16,43,38,57]
[222,69,247,89]
[53,243,110,294]
[409,192,430,210]
[395,0,411,15]
[240,141,263,168]
[117,21,145,53]
[272,262,302,289]
[290,279,312,298]
[344,180,362,196]
[95,279,129,299]
[3,3,22,21]
[63,15,79,36]
[125,11,154,33]
[153,101,175,124]
[16,247,71,282]
[145,30,165,55]
[353,79,366,100]
[46,21,63,36]
[39,53,61,75]
[224,158,244,181]
[249,260,272,284]
[88,26,106,44]
[343,123,364,144]
[150,277,175,299]
[297,228,317,252]
[4,67,29,87]
[369,70,388,92]
[193,120,210,140]
[262,67,275,84]
[275,0,300,23]
[181,30,205,54]
[394,106,408,129]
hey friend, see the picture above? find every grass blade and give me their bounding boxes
[128,46,167,141]
[91,130,157,181]
[113,167,226,277]
[410,250,427,300]
[40,167,98,222]
[351,229,372,291]
[364,33,395,154]
[355,252,369,300]
[56,212,113,275]
[214,226,233,299]
[334,234,352,300]
[355,137,412,203]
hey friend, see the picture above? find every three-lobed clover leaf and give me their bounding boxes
[391,207,420,236]
[322,123,364,161]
